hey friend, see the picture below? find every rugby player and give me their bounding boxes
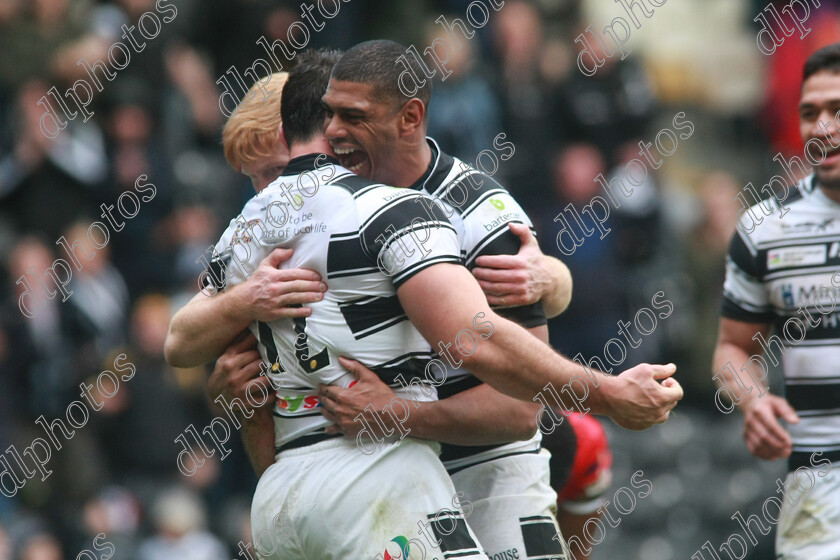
[314,39,594,558]
[712,42,840,559]
[165,46,683,560]
[201,49,489,560]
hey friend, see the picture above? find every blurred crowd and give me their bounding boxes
[1,0,840,559]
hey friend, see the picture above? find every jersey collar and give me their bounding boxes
[409,137,455,192]
[281,153,340,176]
[812,179,840,209]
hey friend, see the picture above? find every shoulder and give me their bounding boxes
[438,156,510,196]
[430,156,524,221]
[736,177,810,247]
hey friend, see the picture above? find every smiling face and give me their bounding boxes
[799,70,840,191]
[322,79,404,184]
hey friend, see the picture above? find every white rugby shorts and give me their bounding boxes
[776,465,839,560]
[450,448,569,560]
[251,436,486,560]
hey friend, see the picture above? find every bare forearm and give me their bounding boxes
[712,319,773,411]
[712,341,767,410]
[240,406,276,477]
[165,289,250,367]
[406,384,539,445]
[464,316,609,410]
[541,256,572,318]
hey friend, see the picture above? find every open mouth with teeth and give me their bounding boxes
[333,146,368,174]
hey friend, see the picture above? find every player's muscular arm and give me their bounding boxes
[319,324,549,445]
[398,263,683,430]
[712,318,772,410]
[407,381,541,444]
[538,256,572,317]
[712,318,799,460]
[408,322,549,443]
[322,366,540,444]
[165,287,256,368]
[240,407,276,477]
[208,333,277,475]
[164,248,326,367]
[472,223,572,317]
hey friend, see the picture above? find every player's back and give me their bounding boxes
[211,154,462,449]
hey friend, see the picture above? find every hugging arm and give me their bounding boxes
[165,248,325,367]
[397,263,683,430]
[472,222,572,317]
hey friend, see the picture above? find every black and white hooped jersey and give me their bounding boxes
[413,138,548,473]
[207,154,462,450]
[722,174,840,471]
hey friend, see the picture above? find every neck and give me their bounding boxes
[387,136,433,188]
[289,136,334,160]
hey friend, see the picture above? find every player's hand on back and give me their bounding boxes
[741,394,799,461]
[237,248,327,321]
[472,222,551,308]
[209,331,272,409]
[319,357,399,437]
[604,363,684,430]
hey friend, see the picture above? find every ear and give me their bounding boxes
[399,98,426,137]
[277,122,289,151]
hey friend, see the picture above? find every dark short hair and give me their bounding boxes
[331,39,432,111]
[803,43,840,84]
[281,48,343,146]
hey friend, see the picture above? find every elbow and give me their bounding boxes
[457,350,481,373]
[558,272,572,315]
[512,402,540,441]
[163,327,190,368]
[550,263,573,317]
[454,350,502,393]
[163,333,181,367]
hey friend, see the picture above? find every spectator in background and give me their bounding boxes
[604,142,681,369]
[16,532,63,560]
[551,33,657,168]
[166,205,221,305]
[426,21,502,162]
[490,0,559,211]
[682,170,741,402]
[5,237,97,418]
[136,487,226,560]
[162,43,225,163]
[81,487,142,560]
[606,143,663,268]
[61,221,129,356]
[535,144,625,357]
[100,78,174,297]
[0,0,84,94]
[0,524,10,560]
[0,80,106,241]
[160,42,242,220]
[91,294,214,509]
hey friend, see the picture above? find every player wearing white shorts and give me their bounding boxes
[204,50,486,560]
[318,40,673,560]
[712,43,840,560]
[166,45,683,560]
